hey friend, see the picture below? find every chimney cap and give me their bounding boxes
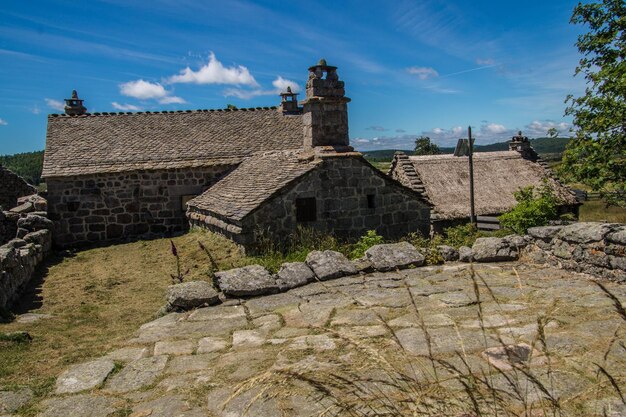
[308,58,337,72]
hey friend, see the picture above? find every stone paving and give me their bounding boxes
[12,263,626,416]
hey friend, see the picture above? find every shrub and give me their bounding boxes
[349,230,384,259]
[442,223,480,248]
[499,183,560,234]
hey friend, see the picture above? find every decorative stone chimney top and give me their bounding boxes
[279,86,300,114]
[64,90,87,116]
[302,59,352,151]
[305,58,344,99]
[509,130,535,159]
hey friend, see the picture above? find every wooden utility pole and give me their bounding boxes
[468,126,476,225]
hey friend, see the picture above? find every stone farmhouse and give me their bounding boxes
[43,60,431,248]
[389,133,580,232]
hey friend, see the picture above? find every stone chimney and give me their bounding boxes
[64,90,87,116]
[279,86,300,114]
[509,131,537,159]
[301,59,351,150]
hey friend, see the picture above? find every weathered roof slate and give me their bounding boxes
[396,151,579,220]
[42,108,303,177]
[187,150,321,222]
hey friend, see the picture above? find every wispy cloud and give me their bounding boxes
[45,98,65,112]
[119,79,185,104]
[111,102,142,111]
[0,118,7,126]
[168,52,258,87]
[440,64,499,79]
[366,126,388,132]
[476,58,495,65]
[525,120,571,137]
[224,76,300,100]
[406,66,439,80]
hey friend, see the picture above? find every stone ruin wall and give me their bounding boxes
[0,165,37,211]
[189,157,431,251]
[46,166,231,247]
[0,214,52,311]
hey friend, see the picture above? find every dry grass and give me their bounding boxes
[0,229,245,393]
[579,200,626,224]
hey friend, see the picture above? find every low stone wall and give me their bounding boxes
[0,214,53,311]
[165,222,625,312]
[523,222,625,282]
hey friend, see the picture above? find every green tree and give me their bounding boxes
[562,0,626,207]
[414,136,440,155]
[226,103,238,110]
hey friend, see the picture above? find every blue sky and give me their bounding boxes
[0,0,585,154]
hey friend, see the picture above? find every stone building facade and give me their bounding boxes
[188,152,430,250]
[43,93,303,246]
[0,165,36,210]
[46,166,228,247]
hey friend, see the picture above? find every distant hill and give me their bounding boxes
[362,137,570,161]
[0,151,44,185]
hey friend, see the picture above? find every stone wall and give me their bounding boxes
[0,215,53,311]
[523,222,625,282]
[189,156,431,251]
[0,165,37,210]
[46,166,231,247]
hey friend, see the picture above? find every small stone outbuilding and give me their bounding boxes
[43,60,431,248]
[389,135,580,232]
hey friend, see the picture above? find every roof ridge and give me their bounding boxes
[48,106,280,118]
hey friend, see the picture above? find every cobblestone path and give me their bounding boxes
[25,263,626,416]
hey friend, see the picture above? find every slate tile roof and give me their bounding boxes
[42,108,303,178]
[187,150,321,221]
[394,151,579,220]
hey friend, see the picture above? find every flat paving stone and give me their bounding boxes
[154,339,195,356]
[166,354,217,374]
[105,355,168,393]
[289,334,337,351]
[38,394,118,417]
[105,346,150,363]
[54,359,115,394]
[0,389,33,413]
[232,329,265,348]
[132,394,206,417]
[197,336,229,353]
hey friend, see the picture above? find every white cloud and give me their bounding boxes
[111,102,142,111]
[45,98,65,112]
[30,104,41,115]
[271,76,300,93]
[120,79,169,100]
[158,96,186,104]
[0,118,7,126]
[476,58,495,65]
[119,79,184,105]
[168,52,258,87]
[484,123,507,134]
[224,76,300,100]
[524,120,571,137]
[406,66,439,80]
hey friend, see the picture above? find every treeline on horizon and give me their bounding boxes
[0,137,569,185]
[362,137,571,161]
[0,150,44,185]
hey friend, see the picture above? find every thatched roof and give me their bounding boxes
[42,108,303,178]
[390,151,579,221]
